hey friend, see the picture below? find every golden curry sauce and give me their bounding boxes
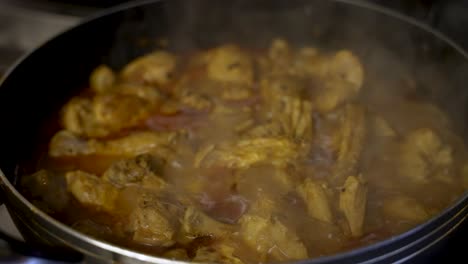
[20,39,468,263]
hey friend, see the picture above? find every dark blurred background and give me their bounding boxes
[1,0,468,75]
[2,0,467,80]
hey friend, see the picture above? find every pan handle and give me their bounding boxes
[0,227,84,263]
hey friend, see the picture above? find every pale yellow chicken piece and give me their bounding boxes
[181,206,234,238]
[62,87,160,138]
[260,75,307,109]
[121,51,177,86]
[276,96,313,140]
[307,51,364,112]
[93,94,152,128]
[247,96,313,143]
[111,83,163,101]
[90,65,116,93]
[260,38,315,77]
[265,38,293,75]
[128,193,176,247]
[196,137,300,169]
[316,104,367,185]
[383,196,429,223]
[314,50,364,90]
[297,178,333,223]
[49,130,177,157]
[206,44,254,85]
[314,78,360,113]
[240,214,308,261]
[260,39,364,112]
[62,98,105,138]
[102,154,167,190]
[339,175,367,237]
[252,95,313,141]
[247,194,276,218]
[65,171,119,212]
[193,243,244,264]
[399,128,453,183]
[96,130,175,157]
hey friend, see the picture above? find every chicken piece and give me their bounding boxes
[62,90,160,138]
[49,130,177,157]
[260,41,363,112]
[61,98,104,138]
[181,206,234,239]
[128,193,176,247]
[297,178,333,223]
[260,75,307,107]
[308,51,364,112]
[207,44,253,85]
[244,122,283,138]
[339,175,367,237]
[274,96,313,140]
[302,50,364,89]
[196,137,300,169]
[257,39,292,78]
[314,78,359,113]
[102,154,166,190]
[235,166,297,207]
[268,38,293,71]
[193,244,244,264]
[177,90,214,112]
[112,83,163,102]
[240,214,308,261]
[260,39,317,78]
[220,83,254,101]
[247,193,277,218]
[49,130,89,156]
[316,104,367,184]
[90,65,116,93]
[399,128,453,183]
[248,95,313,141]
[92,93,153,130]
[121,51,177,86]
[65,171,119,212]
[383,196,429,223]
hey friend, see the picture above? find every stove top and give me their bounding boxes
[0,0,466,262]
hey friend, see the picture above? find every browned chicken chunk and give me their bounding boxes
[49,130,178,157]
[399,128,453,184]
[315,104,367,185]
[102,154,167,190]
[121,51,177,86]
[297,178,333,223]
[128,193,177,247]
[240,214,308,261]
[339,175,367,237]
[196,137,300,169]
[65,171,119,212]
[181,206,234,238]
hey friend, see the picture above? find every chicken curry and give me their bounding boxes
[21,39,468,263]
